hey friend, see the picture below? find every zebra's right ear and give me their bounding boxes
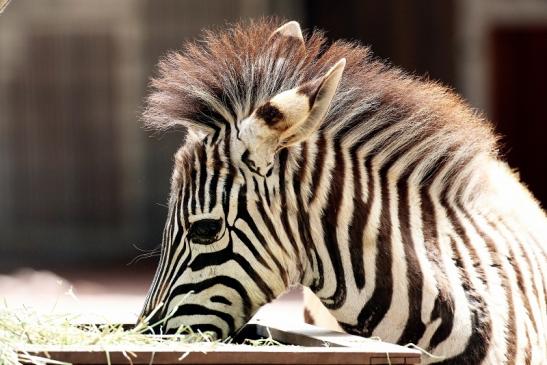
[269,21,305,48]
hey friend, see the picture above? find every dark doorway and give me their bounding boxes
[491,26,547,207]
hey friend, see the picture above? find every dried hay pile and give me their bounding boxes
[0,301,282,365]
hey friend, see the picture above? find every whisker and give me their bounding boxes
[128,243,162,266]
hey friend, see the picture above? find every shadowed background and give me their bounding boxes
[0,0,545,280]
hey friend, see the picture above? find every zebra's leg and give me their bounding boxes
[302,286,343,331]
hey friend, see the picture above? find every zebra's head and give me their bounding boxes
[139,20,345,338]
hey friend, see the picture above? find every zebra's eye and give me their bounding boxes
[188,219,223,244]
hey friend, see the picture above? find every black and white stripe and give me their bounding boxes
[140,19,547,364]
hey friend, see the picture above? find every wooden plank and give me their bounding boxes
[250,319,415,352]
[22,346,418,365]
[20,322,421,365]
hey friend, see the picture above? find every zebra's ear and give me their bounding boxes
[269,21,305,46]
[269,58,346,146]
[238,59,345,175]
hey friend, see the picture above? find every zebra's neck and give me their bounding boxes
[272,102,497,325]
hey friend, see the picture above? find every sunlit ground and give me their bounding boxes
[0,268,304,326]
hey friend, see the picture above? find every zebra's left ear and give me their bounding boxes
[277,58,346,146]
[238,59,345,175]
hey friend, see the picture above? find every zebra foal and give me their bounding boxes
[140,19,547,364]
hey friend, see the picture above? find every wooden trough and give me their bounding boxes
[20,319,421,365]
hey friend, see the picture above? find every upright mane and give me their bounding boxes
[144,18,499,196]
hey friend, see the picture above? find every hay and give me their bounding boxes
[0,0,11,14]
[0,301,209,364]
[0,297,285,365]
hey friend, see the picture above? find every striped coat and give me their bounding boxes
[140,19,547,364]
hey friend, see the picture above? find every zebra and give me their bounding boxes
[140,19,547,364]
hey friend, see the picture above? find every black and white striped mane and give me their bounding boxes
[144,18,497,194]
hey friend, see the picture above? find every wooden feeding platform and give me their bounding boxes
[20,319,421,365]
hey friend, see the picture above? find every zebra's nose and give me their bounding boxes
[137,311,165,334]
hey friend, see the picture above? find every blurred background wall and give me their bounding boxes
[0,0,545,273]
